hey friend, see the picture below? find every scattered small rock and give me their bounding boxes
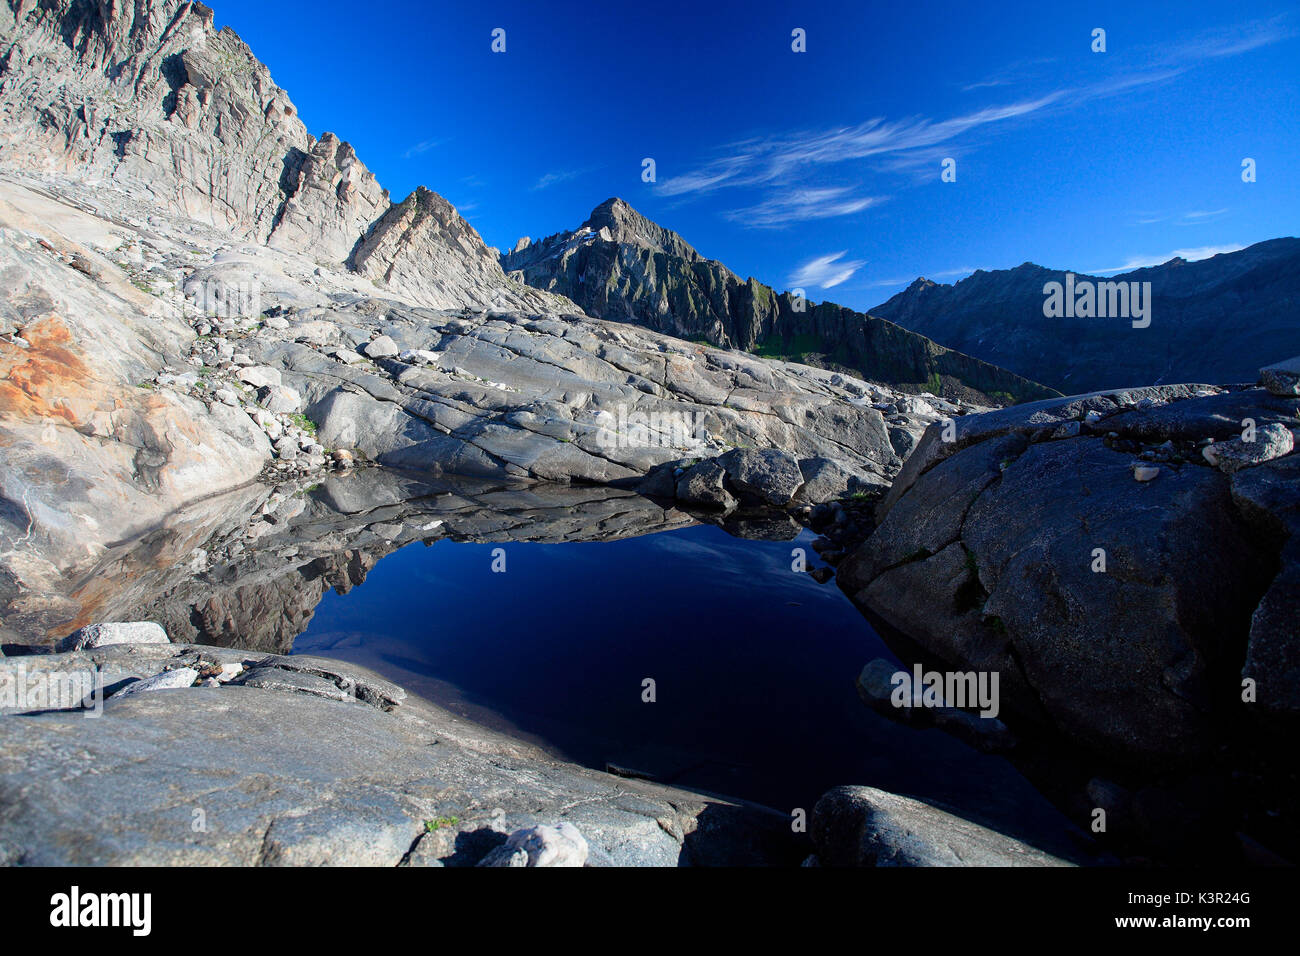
[238,366,282,389]
[477,823,589,867]
[1202,423,1294,473]
[363,335,400,359]
[1260,356,1300,397]
[260,384,302,415]
[111,667,200,701]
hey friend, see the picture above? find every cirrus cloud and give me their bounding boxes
[790,251,866,290]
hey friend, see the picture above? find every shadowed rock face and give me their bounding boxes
[870,241,1300,393]
[1,468,700,650]
[838,385,1300,764]
[501,199,1058,406]
[811,786,1068,867]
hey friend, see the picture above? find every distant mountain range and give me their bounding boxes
[870,240,1300,392]
[502,200,1059,406]
[504,203,1297,398]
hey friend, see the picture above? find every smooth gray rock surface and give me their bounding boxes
[716,449,806,507]
[811,786,1069,866]
[0,168,943,624]
[0,646,801,866]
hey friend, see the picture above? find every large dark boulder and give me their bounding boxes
[839,385,1299,765]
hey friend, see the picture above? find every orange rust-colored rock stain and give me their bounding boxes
[0,315,95,426]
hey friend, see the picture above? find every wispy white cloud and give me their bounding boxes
[1131,208,1231,227]
[790,251,866,289]
[1093,244,1245,274]
[959,56,1058,93]
[1157,16,1292,63]
[1178,208,1229,225]
[656,94,1063,200]
[532,169,584,191]
[1077,17,1291,105]
[402,138,446,160]
[724,187,886,227]
[962,78,1010,92]
[655,157,754,197]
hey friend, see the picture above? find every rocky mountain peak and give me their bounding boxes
[346,185,564,311]
[580,197,702,262]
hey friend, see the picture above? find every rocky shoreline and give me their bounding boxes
[0,639,1073,867]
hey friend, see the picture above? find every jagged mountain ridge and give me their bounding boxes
[0,0,568,313]
[502,199,1059,405]
[870,239,1300,392]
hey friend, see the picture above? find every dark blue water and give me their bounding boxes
[295,521,1080,853]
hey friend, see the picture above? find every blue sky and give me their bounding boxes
[212,0,1298,311]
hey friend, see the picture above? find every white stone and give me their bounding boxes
[57,622,170,652]
[399,348,442,365]
[477,822,589,867]
[112,668,199,701]
[1207,422,1295,473]
[216,663,244,683]
[363,335,399,359]
[238,366,281,389]
[261,385,301,414]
